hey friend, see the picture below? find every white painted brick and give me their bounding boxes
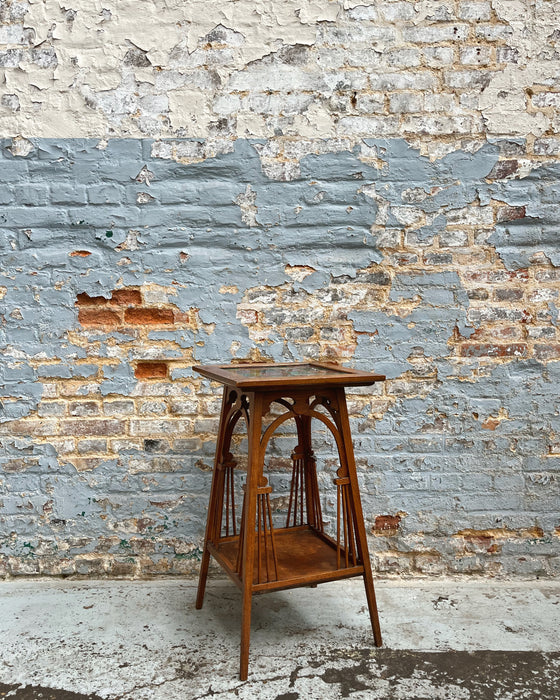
[346,48,383,68]
[322,25,396,45]
[316,48,346,70]
[0,24,29,45]
[532,92,560,109]
[391,206,425,227]
[424,93,457,112]
[129,419,192,436]
[423,46,454,68]
[338,115,399,135]
[346,5,378,21]
[355,93,385,114]
[475,24,514,41]
[402,24,469,44]
[375,228,402,248]
[458,92,479,109]
[142,289,169,305]
[496,47,520,64]
[424,3,457,21]
[324,71,369,91]
[384,48,421,68]
[534,137,560,155]
[460,46,491,65]
[212,94,242,115]
[401,114,474,135]
[458,2,492,20]
[369,72,438,91]
[388,92,423,113]
[444,70,495,89]
[379,2,416,22]
[245,93,314,115]
[41,383,58,399]
[228,64,322,93]
[446,205,494,226]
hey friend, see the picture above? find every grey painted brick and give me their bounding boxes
[1,137,559,580]
[50,183,88,205]
[13,184,49,206]
[0,185,12,204]
[87,184,125,204]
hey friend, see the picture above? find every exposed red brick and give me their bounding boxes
[124,307,175,325]
[107,561,137,576]
[78,308,121,328]
[136,518,157,533]
[497,205,526,223]
[535,269,560,282]
[456,531,494,546]
[487,159,520,180]
[459,343,527,358]
[454,527,544,541]
[76,292,110,306]
[392,253,418,266]
[470,326,523,341]
[69,401,100,416]
[110,289,142,306]
[72,458,114,472]
[2,458,40,472]
[534,344,560,360]
[494,288,524,302]
[373,514,401,532]
[135,361,168,379]
[61,419,125,436]
[69,250,92,257]
[462,269,529,283]
[173,311,195,324]
[237,308,258,324]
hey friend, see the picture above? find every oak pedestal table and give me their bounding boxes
[194,362,385,680]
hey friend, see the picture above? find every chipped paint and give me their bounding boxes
[1,0,560,578]
[0,135,559,577]
[0,0,558,148]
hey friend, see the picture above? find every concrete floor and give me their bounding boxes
[0,578,559,699]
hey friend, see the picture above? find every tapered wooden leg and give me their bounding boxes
[240,585,253,681]
[196,387,232,610]
[195,549,211,610]
[239,391,263,680]
[335,389,383,646]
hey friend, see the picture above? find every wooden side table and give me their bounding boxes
[194,362,385,680]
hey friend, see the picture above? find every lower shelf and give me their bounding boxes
[208,525,365,593]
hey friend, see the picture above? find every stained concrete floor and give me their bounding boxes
[0,578,559,699]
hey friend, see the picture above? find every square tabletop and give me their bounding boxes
[193,362,385,390]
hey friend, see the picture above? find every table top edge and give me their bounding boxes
[193,362,386,388]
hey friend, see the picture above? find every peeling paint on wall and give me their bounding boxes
[0,135,559,577]
[0,0,559,149]
[1,0,560,578]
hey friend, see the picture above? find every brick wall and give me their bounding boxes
[1,0,559,578]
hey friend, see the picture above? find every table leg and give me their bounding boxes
[335,388,383,647]
[196,387,232,610]
[299,414,323,531]
[239,391,263,680]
